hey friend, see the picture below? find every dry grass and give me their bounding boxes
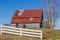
[41,28,60,40]
[0,28,60,40]
[0,34,40,40]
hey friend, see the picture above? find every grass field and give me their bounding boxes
[0,28,60,40]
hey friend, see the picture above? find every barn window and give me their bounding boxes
[23,24,26,28]
[16,23,19,27]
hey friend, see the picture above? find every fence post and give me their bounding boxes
[0,25,2,35]
[41,31,42,40]
[20,28,22,37]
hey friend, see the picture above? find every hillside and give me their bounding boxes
[0,29,60,40]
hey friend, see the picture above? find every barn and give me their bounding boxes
[11,9,43,28]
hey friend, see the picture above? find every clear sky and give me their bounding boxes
[0,0,60,29]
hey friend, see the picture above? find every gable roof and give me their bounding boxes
[12,9,42,18]
[11,9,43,23]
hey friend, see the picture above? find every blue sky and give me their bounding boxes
[0,0,60,29]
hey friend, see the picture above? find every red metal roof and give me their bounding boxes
[11,9,43,24]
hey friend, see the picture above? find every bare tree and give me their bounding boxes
[42,0,59,29]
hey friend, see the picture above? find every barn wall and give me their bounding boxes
[11,23,40,28]
[25,23,40,28]
[11,24,16,27]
